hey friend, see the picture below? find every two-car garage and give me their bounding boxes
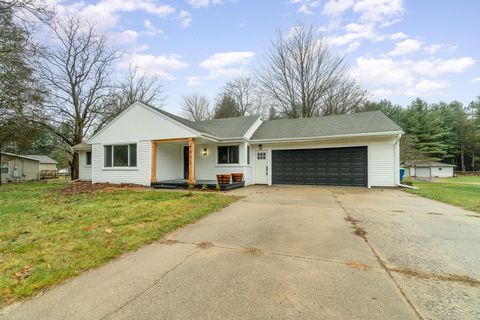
[271,146,368,187]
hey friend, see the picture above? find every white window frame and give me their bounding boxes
[103,143,137,169]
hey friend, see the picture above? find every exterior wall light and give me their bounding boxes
[202,148,207,156]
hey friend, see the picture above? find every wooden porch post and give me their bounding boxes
[151,141,157,183]
[188,138,195,185]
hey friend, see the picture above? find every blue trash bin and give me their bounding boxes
[400,168,405,182]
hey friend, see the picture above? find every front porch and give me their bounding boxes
[150,137,248,190]
[151,179,245,190]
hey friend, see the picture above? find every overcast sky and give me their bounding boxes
[49,0,480,114]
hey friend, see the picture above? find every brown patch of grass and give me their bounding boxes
[158,239,178,245]
[242,247,262,256]
[390,267,480,288]
[346,261,369,271]
[196,241,214,249]
[56,181,148,196]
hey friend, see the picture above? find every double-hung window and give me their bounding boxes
[217,146,239,164]
[104,144,137,167]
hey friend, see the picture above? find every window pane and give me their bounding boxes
[129,144,137,167]
[86,152,92,165]
[1,161,8,174]
[229,146,239,164]
[104,146,112,167]
[113,145,128,166]
[218,146,228,164]
[247,146,250,164]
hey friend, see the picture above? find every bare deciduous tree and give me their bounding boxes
[32,16,118,179]
[100,66,166,128]
[224,76,257,116]
[181,94,211,121]
[258,23,366,118]
[321,79,367,116]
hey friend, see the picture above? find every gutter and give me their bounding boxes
[249,130,404,144]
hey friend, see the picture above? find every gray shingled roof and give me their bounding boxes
[251,111,402,140]
[151,105,259,139]
[403,161,456,168]
[26,155,58,164]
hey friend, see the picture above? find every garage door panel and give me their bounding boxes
[272,147,368,187]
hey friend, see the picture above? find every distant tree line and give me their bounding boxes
[362,98,480,171]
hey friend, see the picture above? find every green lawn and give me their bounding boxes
[407,176,480,213]
[0,181,235,308]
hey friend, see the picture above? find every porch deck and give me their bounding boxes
[151,179,245,191]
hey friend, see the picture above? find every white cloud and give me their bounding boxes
[290,0,321,15]
[389,32,408,40]
[388,39,422,56]
[55,0,175,30]
[177,11,192,28]
[118,53,189,80]
[411,57,476,77]
[353,0,404,24]
[188,0,230,8]
[109,30,138,44]
[471,77,480,83]
[298,4,314,14]
[323,0,354,16]
[199,51,255,79]
[187,76,203,86]
[327,22,382,46]
[406,80,449,96]
[424,43,441,55]
[351,57,415,87]
[144,19,163,36]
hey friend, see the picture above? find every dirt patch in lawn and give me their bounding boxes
[56,181,148,195]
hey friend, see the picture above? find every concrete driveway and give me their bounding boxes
[2,186,479,320]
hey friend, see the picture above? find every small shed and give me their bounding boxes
[0,153,41,182]
[402,161,456,178]
[26,155,59,179]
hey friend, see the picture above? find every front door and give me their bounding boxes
[255,151,268,184]
[183,146,189,179]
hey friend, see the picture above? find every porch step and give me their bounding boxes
[151,184,177,189]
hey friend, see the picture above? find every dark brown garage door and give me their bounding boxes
[271,147,368,187]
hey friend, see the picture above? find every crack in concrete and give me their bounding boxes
[98,250,200,320]
[171,240,381,270]
[331,191,424,320]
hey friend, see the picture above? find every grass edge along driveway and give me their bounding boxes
[0,181,236,308]
[406,176,480,214]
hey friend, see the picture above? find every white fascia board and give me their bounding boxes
[243,116,263,140]
[87,101,202,144]
[249,130,404,144]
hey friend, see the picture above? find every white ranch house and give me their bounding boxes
[75,102,403,188]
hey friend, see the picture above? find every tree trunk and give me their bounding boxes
[69,152,79,180]
[460,142,465,172]
[473,150,476,172]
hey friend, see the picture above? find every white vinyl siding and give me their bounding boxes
[156,143,182,181]
[91,141,151,186]
[78,150,92,181]
[431,166,454,178]
[194,143,252,185]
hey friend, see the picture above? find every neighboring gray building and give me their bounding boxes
[0,153,41,182]
[402,161,456,178]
